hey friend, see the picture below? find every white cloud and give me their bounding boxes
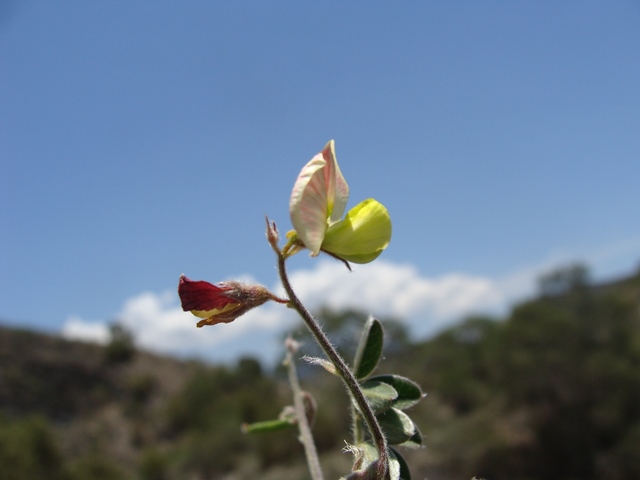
[63,288,299,363]
[283,260,527,337]
[61,259,542,363]
[61,316,110,345]
[60,235,640,364]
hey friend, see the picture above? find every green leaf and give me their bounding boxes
[368,374,424,410]
[398,423,423,449]
[388,450,401,480]
[341,443,401,480]
[355,442,377,469]
[360,380,398,414]
[376,407,416,445]
[390,448,411,480]
[353,316,384,380]
[241,418,294,434]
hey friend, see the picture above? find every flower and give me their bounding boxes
[178,275,284,327]
[288,140,391,263]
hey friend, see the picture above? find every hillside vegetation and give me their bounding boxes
[1,264,639,479]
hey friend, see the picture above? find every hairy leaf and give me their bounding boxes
[376,407,416,445]
[369,374,424,410]
[390,447,412,480]
[353,316,384,380]
[399,423,423,449]
[341,442,402,480]
[361,380,398,414]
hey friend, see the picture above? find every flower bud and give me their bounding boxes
[178,275,277,327]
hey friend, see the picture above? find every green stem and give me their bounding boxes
[351,407,365,445]
[285,341,324,480]
[275,252,389,479]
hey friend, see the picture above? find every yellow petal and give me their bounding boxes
[190,302,241,319]
[321,199,391,264]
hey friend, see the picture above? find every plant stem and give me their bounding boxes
[351,407,365,445]
[275,252,389,479]
[285,342,324,480]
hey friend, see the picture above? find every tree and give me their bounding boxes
[538,263,590,297]
[104,321,136,364]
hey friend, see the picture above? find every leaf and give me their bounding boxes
[388,450,401,480]
[353,316,384,380]
[360,380,398,414]
[241,418,294,434]
[354,442,377,470]
[376,407,416,445]
[302,355,337,375]
[368,374,424,410]
[390,448,411,480]
[341,443,401,480]
[398,423,423,449]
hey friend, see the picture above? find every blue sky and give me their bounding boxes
[2,2,640,363]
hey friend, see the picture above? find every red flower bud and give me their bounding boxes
[178,275,280,327]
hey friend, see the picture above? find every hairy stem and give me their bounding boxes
[275,252,389,478]
[351,407,365,445]
[285,341,324,480]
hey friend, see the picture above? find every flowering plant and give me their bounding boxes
[178,141,423,479]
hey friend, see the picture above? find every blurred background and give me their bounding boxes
[1,2,639,479]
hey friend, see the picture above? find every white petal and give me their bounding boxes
[322,140,349,224]
[289,154,329,255]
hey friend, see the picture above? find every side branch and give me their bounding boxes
[285,338,324,480]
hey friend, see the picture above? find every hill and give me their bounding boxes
[1,264,639,479]
[0,323,348,479]
[395,265,640,479]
